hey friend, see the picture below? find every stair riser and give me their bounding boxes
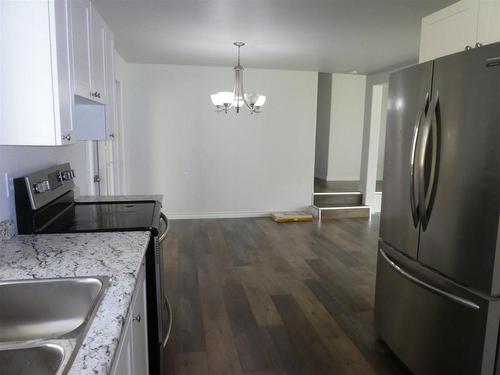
[314,194,362,206]
[319,207,370,219]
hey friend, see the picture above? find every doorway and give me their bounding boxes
[88,78,125,196]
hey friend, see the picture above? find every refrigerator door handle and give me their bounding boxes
[418,93,440,229]
[409,93,429,227]
[379,249,480,310]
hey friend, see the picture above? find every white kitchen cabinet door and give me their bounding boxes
[112,319,133,375]
[0,0,73,145]
[131,266,149,375]
[104,29,116,139]
[70,0,92,100]
[110,260,149,375]
[419,0,480,62]
[90,5,106,103]
[477,0,500,46]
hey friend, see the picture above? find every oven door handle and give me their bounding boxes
[159,213,169,243]
[162,294,173,349]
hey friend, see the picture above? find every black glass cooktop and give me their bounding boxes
[41,202,160,234]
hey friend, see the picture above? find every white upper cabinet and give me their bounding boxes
[477,0,500,45]
[104,30,117,139]
[70,0,92,100]
[91,5,107,103]
[419,0,500,62]
[0,0,118,145]
[70,0,106,103]
[0,0,74,145]
[419,0,479,62]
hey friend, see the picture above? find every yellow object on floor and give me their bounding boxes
[271,212,313,223]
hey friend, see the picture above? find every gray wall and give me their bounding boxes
[314,73,332,180]
[376,82,389,181]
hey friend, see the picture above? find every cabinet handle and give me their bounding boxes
[62,134,71,142]
[465,45,472,51]
[475,42,483,48]
[133,314,142,323]
[109,133,115,139]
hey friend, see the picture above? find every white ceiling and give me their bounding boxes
[94,0,457,74]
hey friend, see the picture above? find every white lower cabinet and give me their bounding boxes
[111,260,149,375]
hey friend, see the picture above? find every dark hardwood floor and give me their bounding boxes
[161,215,410,375]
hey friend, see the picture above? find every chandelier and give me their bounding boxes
[210,42,266,114]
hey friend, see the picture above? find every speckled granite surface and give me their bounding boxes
[0,231,151,374]
[76,194,163,204]
[0,220,15,241]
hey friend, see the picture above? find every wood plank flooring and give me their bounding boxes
[162,215,410,375]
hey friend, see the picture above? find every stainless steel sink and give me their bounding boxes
[0,276,111,375]
[0,343,65,375]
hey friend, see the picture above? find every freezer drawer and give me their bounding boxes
[374,246,500,375]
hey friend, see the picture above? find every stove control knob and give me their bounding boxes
[34,180,51,193]
[62,169,75,181]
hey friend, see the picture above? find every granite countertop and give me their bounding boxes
[0,231,151,374]
[76,194,164,204]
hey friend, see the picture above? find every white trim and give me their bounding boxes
[166,206,320,219]
[313,205,370,211]
[313,191,361,196]
[166,211,272,220]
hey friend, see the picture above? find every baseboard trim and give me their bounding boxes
[166,211,268,220]
[167,206,317,219]
[313,191,361,196]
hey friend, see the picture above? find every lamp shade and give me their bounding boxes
[218,92,234,105]
[244,94,266,108]
[211,92,234,106]
[255,95,266,107]
[244,93,258,106]
[211,93,223,106]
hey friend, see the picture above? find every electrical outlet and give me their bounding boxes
[4,173,14,198]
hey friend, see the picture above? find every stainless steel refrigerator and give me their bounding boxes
[374,42,500,375]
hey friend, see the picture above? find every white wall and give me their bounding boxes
[360,69,392,211]
[123,64,318,218]
[314,73,332,180]
[0,143,90,222]
[327,74,366,181]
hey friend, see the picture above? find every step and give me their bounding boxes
[313,205,370,220]
[313,192,362,207]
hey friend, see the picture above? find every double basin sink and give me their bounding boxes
[0,276,111,375]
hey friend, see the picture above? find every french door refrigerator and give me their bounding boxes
[374,41,500,375]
